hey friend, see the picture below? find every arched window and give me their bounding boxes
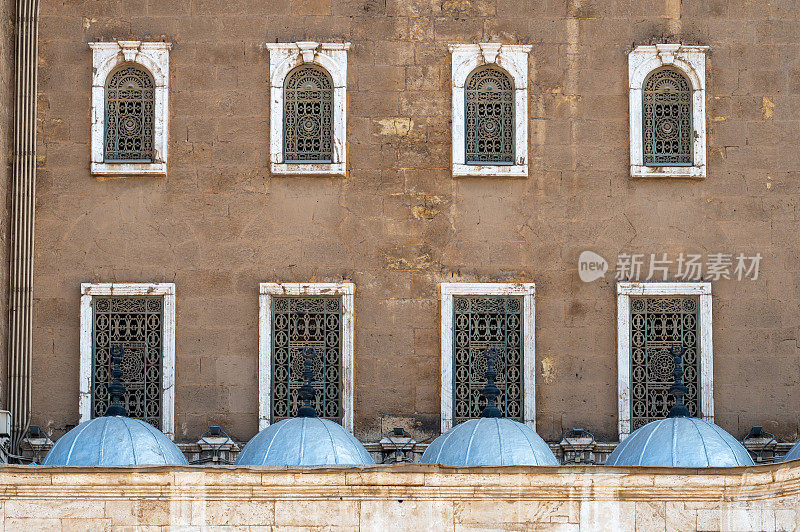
[642,69,692,166]
[283,66,333,163]
[104,65,155,162]
[465,67,514,164]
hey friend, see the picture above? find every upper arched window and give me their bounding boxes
[283,66,334,163]
[465,66,514,164]
[104,65,155,163]
[642,68,693,166]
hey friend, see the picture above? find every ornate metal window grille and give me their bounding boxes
[271,297,342,423]
[642,69,692,166]
[453,296,523,425]
[283,67,334,162]
[465,67,514,164]
[104,66,155,162]
[92,297,163,427]
[630,297,700,430]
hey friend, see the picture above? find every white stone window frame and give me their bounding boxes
[439,283,536,433]
[628,44,709,179]
[266,42,350,177]
[89,41,171,177]
[258,282,355,432]
[79,282,176,439]
[449,43,531,178]
[616,282,713,440]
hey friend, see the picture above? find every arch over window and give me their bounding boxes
[104,65,155,162]
[628,45,707,178]
[642,68,692,166]
[283,66,333,163]
[465,67,514,164]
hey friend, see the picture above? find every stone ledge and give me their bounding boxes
[0,462,797,529]
[0,460,797,501]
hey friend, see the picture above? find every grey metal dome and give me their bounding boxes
[42,416,188,466]
[783,439,800,462]
[420,417,559,466]
[608,345,754,468]
[606,416,753,467]
[235,417,374,466]
[422,348,558,466]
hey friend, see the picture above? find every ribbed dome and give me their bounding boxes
[235,417,374,466]
[420,418,559,466]
[606,417,754,467]
[42,416,188,466]
[783,439,800,462]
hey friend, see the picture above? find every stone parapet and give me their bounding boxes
[0,461,798,529]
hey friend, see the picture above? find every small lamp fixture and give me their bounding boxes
[382,426,414,463]
[561,428,596,464]
[742,426,778,463]
[193,425,235,465]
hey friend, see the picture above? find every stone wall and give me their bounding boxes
[0,462,799,530]
[30,0,800,444]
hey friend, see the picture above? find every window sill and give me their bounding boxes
[271,162,345,176]
[91,162,167,177]
[631,165,705,179]
[453,164,528,177]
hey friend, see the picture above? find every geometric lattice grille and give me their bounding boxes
[642,69,692,165]
[92,297,163,428]
[283,67,333,162]
[465,67,514,164]
[453,296,523,425]
[630,297,699,430]
[271,297,342,423]
[104,66,155,162]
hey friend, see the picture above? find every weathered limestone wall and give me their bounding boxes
[30,0,800,444]
[0,462,799,530]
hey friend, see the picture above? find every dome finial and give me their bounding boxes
[480,347,502,418]
[105,345,127,417]
[296,347,318,418]
[668,344,690,418]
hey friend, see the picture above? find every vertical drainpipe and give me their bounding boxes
[8,0,39,452]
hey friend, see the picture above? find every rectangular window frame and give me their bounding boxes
[258,282,355,432]
[79,282,176,439]
[616,282,713,440]
[449,44,531,178]
[266,42,350,177]
[628,44,708,179]
[439,282,536,433]
[89,41,171,177]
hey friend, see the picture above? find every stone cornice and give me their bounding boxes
[1,461,798,502]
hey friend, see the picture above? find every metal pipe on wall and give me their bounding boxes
[8,0,39,453]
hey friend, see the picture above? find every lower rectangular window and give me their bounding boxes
[452,295,524,425]
[271,296,343,424]
[91,296,164,427]
[629,296,700,430]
